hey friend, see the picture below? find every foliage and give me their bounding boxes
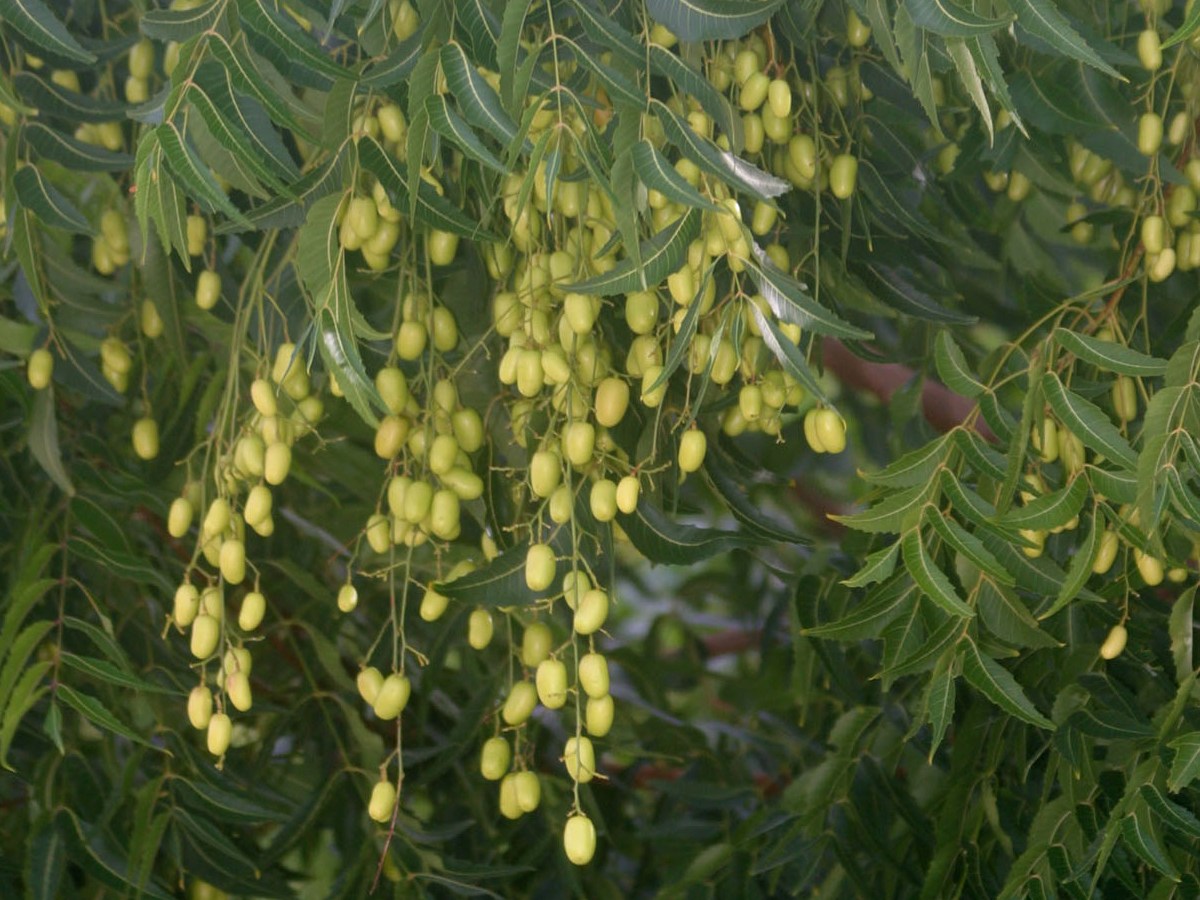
[2,0,1200,896]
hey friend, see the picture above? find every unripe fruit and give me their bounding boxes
[564,814,597,866]
[586,694,614,737]
[374,415,409,459]
[767,78,791,119]
[206,713,232,756]
[847,10,871,46]
[1137,29,1162,71]
[815,410,847,453]
[131,417,159,460]
[502,681,538,725]
[521,621,553,667]
[347,197,378,241]
[429,490,461,541]
[549,484,573,523]
[530,450,562,498]
[188,685,213,730]
[219,539,246,585]
[1141,215,1165,255]
[590,479,618,522]
[594,378,630,428]
[336,583,358,613]
[564,736,596,783]
[467,608,494,649]
[451,408,484,453]
[536,658,568,708]
[264,442,291,485]
[1137,113,1163,156]
[395,321,427,360]
[195,270,221,310]
[562,570,591,611]
[498,772,522,820]
[524,543,557,592]
[375,367,408,414]
[442,467,483,501]
[480,736,511,781]
[739,71,770,112]
[578,653,609,699]
[431,306,459,351]
[419,586,450,622]
[829,155,859,200]
[372,673,412,720]
[428,229,459,265]
[514,771,541,813]
[174,583,201,627]
[563,421,596,469]
[191,614,220,659]
[243,485,272,528]
[237,591,266,631]
[402,479,433,524]
[1112,376,1137,422]
[226,670,252,711]
[564,292,599,335]
[1099,624,1128,660]
[1148,248,1176,282]
[357,667,383,705]
[27,348,53,389]
[625,291,658,334]
[574,588,609,635]
[1093,530,1119,575]
[678,430,707,473]
[167,497,194,539]
[1135,549,1164,586]
[368,779,397,823]
[616,475,640,514]
[640,366,667,407]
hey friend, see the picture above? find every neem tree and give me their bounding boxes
[2,0,1200,895]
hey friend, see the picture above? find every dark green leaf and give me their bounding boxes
[1008,0,1121,78]
[425,94,506,172]
[12,72,125,124]
[362,26,426,87]
[630,139,720,212]
[441,42,518,146]
[1040,512,1101,620]
[976,580,1057,649]
[1001,475,1088,531]
[1054,329,1167,377]
[926,654,956,757]
[140,0,224,40]
[1043,372,1137,471]
[805,577,916,640]
[564,209,700,296]
[28,388,75,496]
[25,818,65,900]
[1120,802,1180,880]
[237,0,345,81]
[1167,732,1200,793]
[0,0,95,64]
[928,514,1014,586]
[961,639,1053,728]
[24,122,133,172]
[56,684,161,751]
[618,499,759,565]
[1139,784,1200,840]
[934,332,985,399]
[841,540,901,588]
[830,485,928,534]
[59,654,178,696]
[12,166,90,234]
[644,0,784,41]
[902,530,975,618]
[907,0,1012,37]
[863,435,952,489]
[156,122,247,224]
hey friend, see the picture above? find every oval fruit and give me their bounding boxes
[1099,624,1128,660]
[615,475,640,514]
[368,779,397,823]
[589,479,618,522]
[678,430,707,473]
[502,681,538,725]
[536,658,568,709]
[577,653,609,699]
[586,694,614,737]
[419,586,449,622]
[132,417,159,460]
[525,543,557,591]
[337,583,358,613]
[829,154,859,200]
[206,713,232,756]
[814,409,847,453]
[514,771,541,813]
[168,497,194,539]
[219,539,246,585]
[574,588,609,635]
[1092,530,1119,575]
[530,450,562,498]
[187,685,213,730]
[563,813,596,866]
[356,667,384,705]
[190,614,220,659]
[27,348,53,389]
[1135,549,1164,586]
[1138,112,1163,156]
[521,621,553,668]
[238,591,266,631]
[498,773,522,820]
[564,736,596,783]
[594,378,630,427]
[480,736,511,781]
[226,670,252,711]
[195,270,221,310]
[174,583,201,627]
[373,673,412,720]
[1137,29,1162,71]
[563,421,596,469]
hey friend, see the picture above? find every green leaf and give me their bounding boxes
[58,654,178,696]
[0,0,95,64]
[173,778,291,825]
[1001,475,1088,531]
[805,577,916,639]
[968,33,1026,135]
[564,209,700,296]
[926,654,956,757]
[907,0,1012,37]
[946,38,992,144]
[953,430,1006,481]
[156,122,247,224]
[11,72,125,124]
[568,0,642,66]
[425,94,506,173]
[894,5,942,134]
[566,36,645,109]
[830,485,928,534]
[192,63,299,181]
[1167,732,1200,793]
[961,639,1053,729]
[651,99,789,201]
[1162,1,1200,49]
[647,266,708,393]
[648,43,737,147]
[53,809,174,899]
[1053,329,1167,377]
[358,135,500,240]
[1140,783,1200,840]
[630,140,720,213]
[23,122,133,172]
[1168,587,1194,687]
[1043,371,1137,471]
[928,514,1014,586]
[207,33,319,137]
[362,26,426,87]
[27,389,75,496]
[316,276,383,428]
[976,580,1057,649]
[12,166,90,234]
[1121,802,1180,880]
[863,435,952,489]
[25,818,66,900]
[1039,512,1101,620]
[0,661,51,769]
[1008,0,1121,78]
[902,530,975,618]
[749,249,873,340]
[56,684,163,751]
[237,0,345,82]
[618,499,759,565]
[499,0,534,110]
[841,540,901,588]
[748,302,829,403]
[436,539,555,606]
[140,0,224,40]
[644,0,784,41]
[441,42,519,147]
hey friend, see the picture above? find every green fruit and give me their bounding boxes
[514,771,541,813]
[190,614,220,659]
[829,154,859,200]
[1099,624,1127,660]
[419,586,450,622]
[574,588,608,635]
[530,450,562,498]
[451,408,484,453]
[1137,29,1162,71]
[368,779,397,822]
[564,735,596,783]
[264,442,291,485]
[403,480,433,523]
[1092,530,1119,575]
[243,485,272,528]
[480,736,511,781]
[196,270,221,310]
[536,658,568,708]
[594,378,629,427]
[174,583,200,627]
[428,229,459,265]
[814,410,847,453]
[498,772,522,820]
[739,71,770,112]
[226,670,252,711]
[615,475,640,514]
[132,417,159,460]
[372,673,412,719]
[578,653,609,698]
[27,348,53,389]
[502,681,538,725]
[1137,112,1163,156]
[206,713,232,756]
[187,685,213,729]
[467,608,494,649]
[563,814,597,865]
[525,543,557,591]
[219,539,246,585]
[586,694,614,737]
[337,583,358,613]
[563,421,596,468]
[624,291,659,334]
[429,489,461,540]
[521,621,553,667]
[238,591,266,630]
[678,430,707,473]
[589,479,618,522]
[347,197,379,241]
[168,497,194,538]
[356,666,383,705]
[375,367,408,413]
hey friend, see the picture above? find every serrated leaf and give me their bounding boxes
[208,33,318,136]
[192,63,299,180]
[0,660,51,769]
[1169,587,1194,687]
[27,389,75,496]
[894,5,941,134]
[704,459,807,544]
[644,0,784,41]
[902,530,975,618]
[1043,371,1137,471]
[173,778,291,825]
[647,266,709,393]
[25,818,65,900]
[749,247,872,340]
[53,809,175,900]
[885,616,965,682]
[830,485,929,534]
[907,0,1012,37]
[56,684,162,751]
[862,434,952,489]
[947,38,993,144]
[358,135,500,240]
[961,639,1053,728]
[564,209,700,296]
[12,72,125,124]
[441,42,518,147]
[997,363,1042,516]
[1054,329,1167,377]
[652,99,789,202]
[1002,475,1088,530]
[362,26,426,86]
[1121,802,1180,880]
[425,94,505,173]
[1008,0,1121,78]
[953,429,1007,480]
[618,499,758,565]
[568,0,642,66]
[567,36,645,109]
[748,303,829,403]
[648,43,737,146]
[1086,464,1137,505]
[926,655,956,757]
[968,33,1026,135]
[868,263,977,325]
[58,654,177,695]
[1167,732,1200,793]
[929,514,1014,586]
[1038,512,1101,621]
[977,580,1057,648]
[1162,2,1200,49]
[23,122,133,172]
[316,278,383,428]
[630,140,720,212]
[1140,784,1200,839]
[12,166,90,234]
[0,0,95,64]
[140,0,224,40]
[841,540,901,588]
[237,0,344,82]
[435,539,555,606]
[805,577,916,639]
[156,122,247,224]
[456,0,500,65]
